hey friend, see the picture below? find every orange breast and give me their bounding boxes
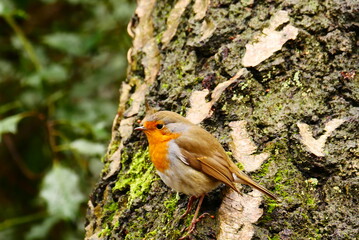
[145,129,180,172]
[149,142,170,172]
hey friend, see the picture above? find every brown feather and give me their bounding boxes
[175,126,239,191]
[175,124,278,200]
[231,164,279,200]
[180,148,239,193]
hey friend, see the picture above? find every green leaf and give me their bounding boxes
[19,90,43,109]
[0,59,14,75]
[25,216,58,240]
[0,102,21,115]
[70,139,106,156]
[0,0,14,16]
[43,33,87,56]
[0,114,23,141]
[0,0,26,17]
[23,64,68,86]
[41,64,68,83]
[22,73,42,88]
[40,164,85,220]
[41,0,57,4]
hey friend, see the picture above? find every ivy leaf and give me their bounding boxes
[25,216,58,240]
[40,164,85,220]
[0,101,21,115]
[43,33,87,56]
[70,139,106,156]
[0,114,23,141]
[41,64,68,83]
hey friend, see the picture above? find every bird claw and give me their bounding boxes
[178,213,211,240]
[197,213,210,221]
[178,225,195,240]
[180,196,196,219]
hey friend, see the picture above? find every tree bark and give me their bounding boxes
[85,0,358,239]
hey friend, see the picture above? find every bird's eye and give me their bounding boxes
[156,124,164,129]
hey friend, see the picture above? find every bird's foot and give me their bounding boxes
[178,213,210,240]
[180,196,196,219]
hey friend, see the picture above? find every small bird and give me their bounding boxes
[135,110,278,238]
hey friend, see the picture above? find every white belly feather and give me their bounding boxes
[157,140,220,197]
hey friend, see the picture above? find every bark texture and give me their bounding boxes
[85,0,358,239]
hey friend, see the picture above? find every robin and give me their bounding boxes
[135,110,278,238]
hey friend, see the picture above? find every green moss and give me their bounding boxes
[193,76,204,83]
[144,229,158,238]
[175,68,185,80]
[155,32,163,44]
[262,68,276,82]
[163,193,180,216]
[161,83,170,89]
[280,71,303,91]
[120,148,130,164]
[254,158,271,177]
[128,98,134,106]
[113,148,155,206]
[306,197,317,208]
[269,234,281,240]
[99,200,119,232]
[98,225,111,237]
[235,161,245,171]
[240,79,252,90]
[184,213,194,226]
[110,139,121,153]
[101,161,110,174]
[256,142,304,206]
[292,71,302,87]
[105,202,117,213]
[266,200,280,214]
[221,102,228,111]
[113,221,119,228]
[179,105,187,116]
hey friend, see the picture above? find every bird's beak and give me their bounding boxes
[135,126,147,131]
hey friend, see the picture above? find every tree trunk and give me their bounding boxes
[85,0,358,239]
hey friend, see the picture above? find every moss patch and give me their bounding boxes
[113,148,155,206]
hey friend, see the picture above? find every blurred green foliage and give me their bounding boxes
[0,0,135,239]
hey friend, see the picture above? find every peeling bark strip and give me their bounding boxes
[218,189,264,240]
[229,121,270,172]
[118,82,131,116]
[193,0,210,20]
[186,69,245,124]
[104,0,160,179]
[215,121,272,239]
[242,10,299,67]
[131,0,160,84]
[297,119,345,157]
[198,18,216,42]
[132,0,156,53]
[124,83,147,117]
[161,0,191,47]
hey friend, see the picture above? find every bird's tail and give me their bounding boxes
[233,170,279,201]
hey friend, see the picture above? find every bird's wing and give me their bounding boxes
[174,125,279,200]
[174,126,240,193]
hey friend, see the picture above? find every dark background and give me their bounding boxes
[0,0,135,239]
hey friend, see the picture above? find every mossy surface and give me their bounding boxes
[86,0,358,239]
[112,149,155,205]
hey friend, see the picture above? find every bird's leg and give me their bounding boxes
[179,194,205,240]
[180,196,196,219]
